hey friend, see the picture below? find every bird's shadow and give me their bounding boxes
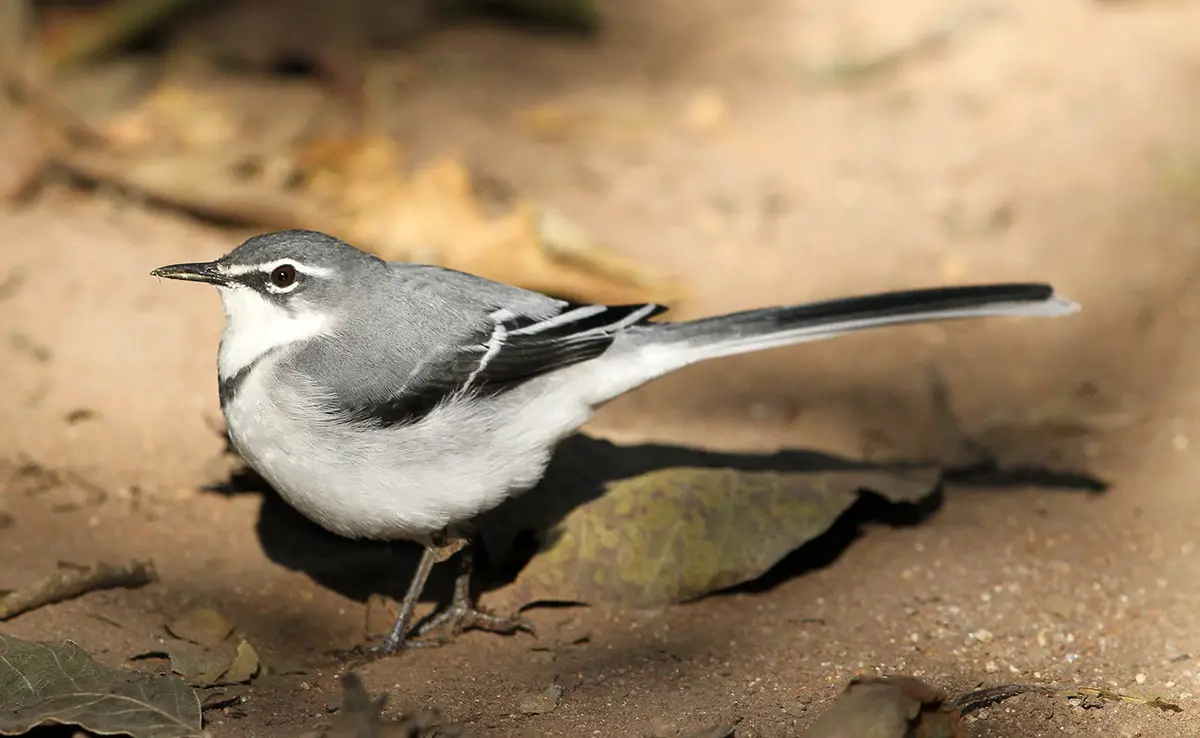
[209,433,1108,608]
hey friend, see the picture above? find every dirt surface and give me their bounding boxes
[4,0,1200,736]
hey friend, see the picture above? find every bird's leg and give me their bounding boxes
[413,539,535,641]
[369,536,459,655]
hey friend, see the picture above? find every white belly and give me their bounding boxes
[221,362,592,541]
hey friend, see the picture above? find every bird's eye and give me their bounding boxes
[270,264,297,288]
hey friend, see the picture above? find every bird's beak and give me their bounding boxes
[150,261,229,286]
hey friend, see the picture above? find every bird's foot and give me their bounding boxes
[363,633,446,657]
[349,532,532,657]
[414,600,535,641]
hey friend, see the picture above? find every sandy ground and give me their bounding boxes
[4,0,1200,735]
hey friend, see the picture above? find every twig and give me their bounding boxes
[952,683,1183,715]
[0,560,159,620]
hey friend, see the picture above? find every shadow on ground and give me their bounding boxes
[206,432,1107,621]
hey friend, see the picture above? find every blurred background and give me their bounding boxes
[2,0,1200,736]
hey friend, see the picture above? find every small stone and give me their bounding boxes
[1136,673,1147,685]
[969,629,995,644]
[786,698,809,717]
[519,683,563,715]
[985,661,1000,673]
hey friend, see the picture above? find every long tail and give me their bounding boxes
[650,283,1077,364]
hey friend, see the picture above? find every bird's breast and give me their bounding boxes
[218,365,596,543]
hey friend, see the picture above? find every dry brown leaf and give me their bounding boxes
[165,607,234,646]
[166,640,239,688]
[294,136,684,304]
[24,69,684,307]
[222,641,260,684]
[158,608,260,687]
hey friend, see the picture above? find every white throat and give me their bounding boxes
[217,286,332,379]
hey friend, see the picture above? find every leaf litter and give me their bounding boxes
[0,632,201,738]
[1,1,684,308]
[132,607,262,688]
[165,607,234,646]
[485,466,940,611]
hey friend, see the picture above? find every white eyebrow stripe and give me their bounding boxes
[221,259,334,278]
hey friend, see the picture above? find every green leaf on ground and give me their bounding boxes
[0,632,201,738]
[485,466,939,610]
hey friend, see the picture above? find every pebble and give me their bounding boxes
[519,683,564,715]
[969,629,995,644]
[785,698,809,718]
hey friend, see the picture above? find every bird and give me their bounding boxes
[151,228,1079,655]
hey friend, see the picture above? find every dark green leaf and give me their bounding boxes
[0,632,201,738]
[486,467,939,610]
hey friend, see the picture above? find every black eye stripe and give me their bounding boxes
[223,270,296,292]
[220,263,327,290]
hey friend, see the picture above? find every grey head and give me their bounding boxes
[152,229,388,381]
[151,229,384,304]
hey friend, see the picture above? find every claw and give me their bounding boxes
[415,602,535,640]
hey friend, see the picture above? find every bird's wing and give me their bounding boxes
[332,301,667,428]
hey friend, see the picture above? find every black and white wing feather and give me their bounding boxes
[335,302,666,428]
